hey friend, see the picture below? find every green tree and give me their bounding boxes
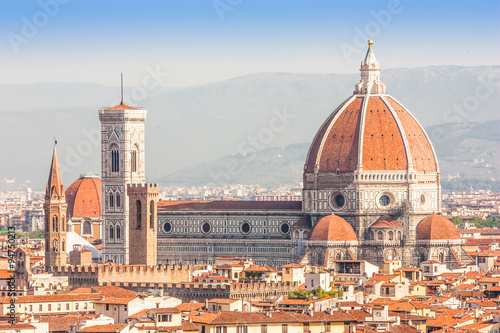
[450,216,464,227]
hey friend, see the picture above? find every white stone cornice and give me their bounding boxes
[356,95,369,172]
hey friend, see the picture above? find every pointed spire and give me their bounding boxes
[354,38,386,95]
[46,142,65,200]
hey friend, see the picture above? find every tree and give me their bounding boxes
[450,216,464,227]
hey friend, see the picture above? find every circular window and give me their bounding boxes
[162,221,172,234]
[330,192,346,211]
[379,195,391,206]
[201,221,211,234]
[240,221,251,235]
[280,222,291,235]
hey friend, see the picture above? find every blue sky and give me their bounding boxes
[1,0,499,87]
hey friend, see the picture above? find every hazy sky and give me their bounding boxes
[1,0,499,87]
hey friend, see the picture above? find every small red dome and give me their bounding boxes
[416,214,461,241]
[65,174,102,218]
[308,214,357,242]
[371,215,402,228]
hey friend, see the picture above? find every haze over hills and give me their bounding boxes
[0,65,498,190]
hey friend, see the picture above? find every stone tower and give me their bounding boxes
[128,183,158,265]
[44,144,67,270]
[99,101,147,264]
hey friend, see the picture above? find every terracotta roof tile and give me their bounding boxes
[416,214,461,240]
[307,214,357,242]
[65,175,102,218]
[77,324,128,332]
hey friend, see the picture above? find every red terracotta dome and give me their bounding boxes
[307,214,357,242]
[65,174,102,218]
[371,215,402,228]
[416,214,461,241]
[304,41,438,175]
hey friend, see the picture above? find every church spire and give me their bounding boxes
[46,142,65,201]
[354,37,386,95]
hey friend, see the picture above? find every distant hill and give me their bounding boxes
[160,121,500,191]
[0,66,498,189]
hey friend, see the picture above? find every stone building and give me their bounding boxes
[99,101,147,264]
[150,40,471,269]
[65,173,102,241]
[77,38,472,270]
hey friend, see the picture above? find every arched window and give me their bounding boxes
[109,193,114,208]
[109,226,114,240]
[136,200,142,229]
[62,240,65,252]
[52,240,58,252]
[131,149,138,173]
[438,252,444,263]
[150,200,155,229]
[377,231,383,240]
[116,225,121,239]
[420,252,426,262]
[336,252,342,260]
[83,221,91,235]
[111,146,119,173]
[52,216,58,232]
[371,230,375,240]
[116,193,120,207]
[388,231,394,241]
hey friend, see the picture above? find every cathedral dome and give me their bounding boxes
[370,215,402,228]
[65,173,102,218]
[307,214,357,242]
[304,41,438,175]
[416,214,461,241]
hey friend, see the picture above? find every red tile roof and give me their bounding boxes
[305,95,438,174]
[65,175,102,218]
[77,324,128,332]
[370,215,402,228]
[102,102,141,111]
[307,214,357,242]
[416,214,461,240]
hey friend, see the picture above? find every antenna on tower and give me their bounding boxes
[54,137,57,145]
[120,73,124,105]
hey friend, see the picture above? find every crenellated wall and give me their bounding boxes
[98,281,300,302]
[49,264,193,288]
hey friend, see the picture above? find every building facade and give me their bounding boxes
[99,102,147,264]
[95,40,471,269]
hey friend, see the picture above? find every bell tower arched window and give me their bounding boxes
[109,226,114,240]
[52,240,58,252]
[116,193,120,207]
[111,146,119,173]
[109,193,114,208]
[116,225,121,239]
[131,148,138,173]
[52,216,58,232]
[136,200,142,229]
[150,200,155,229]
